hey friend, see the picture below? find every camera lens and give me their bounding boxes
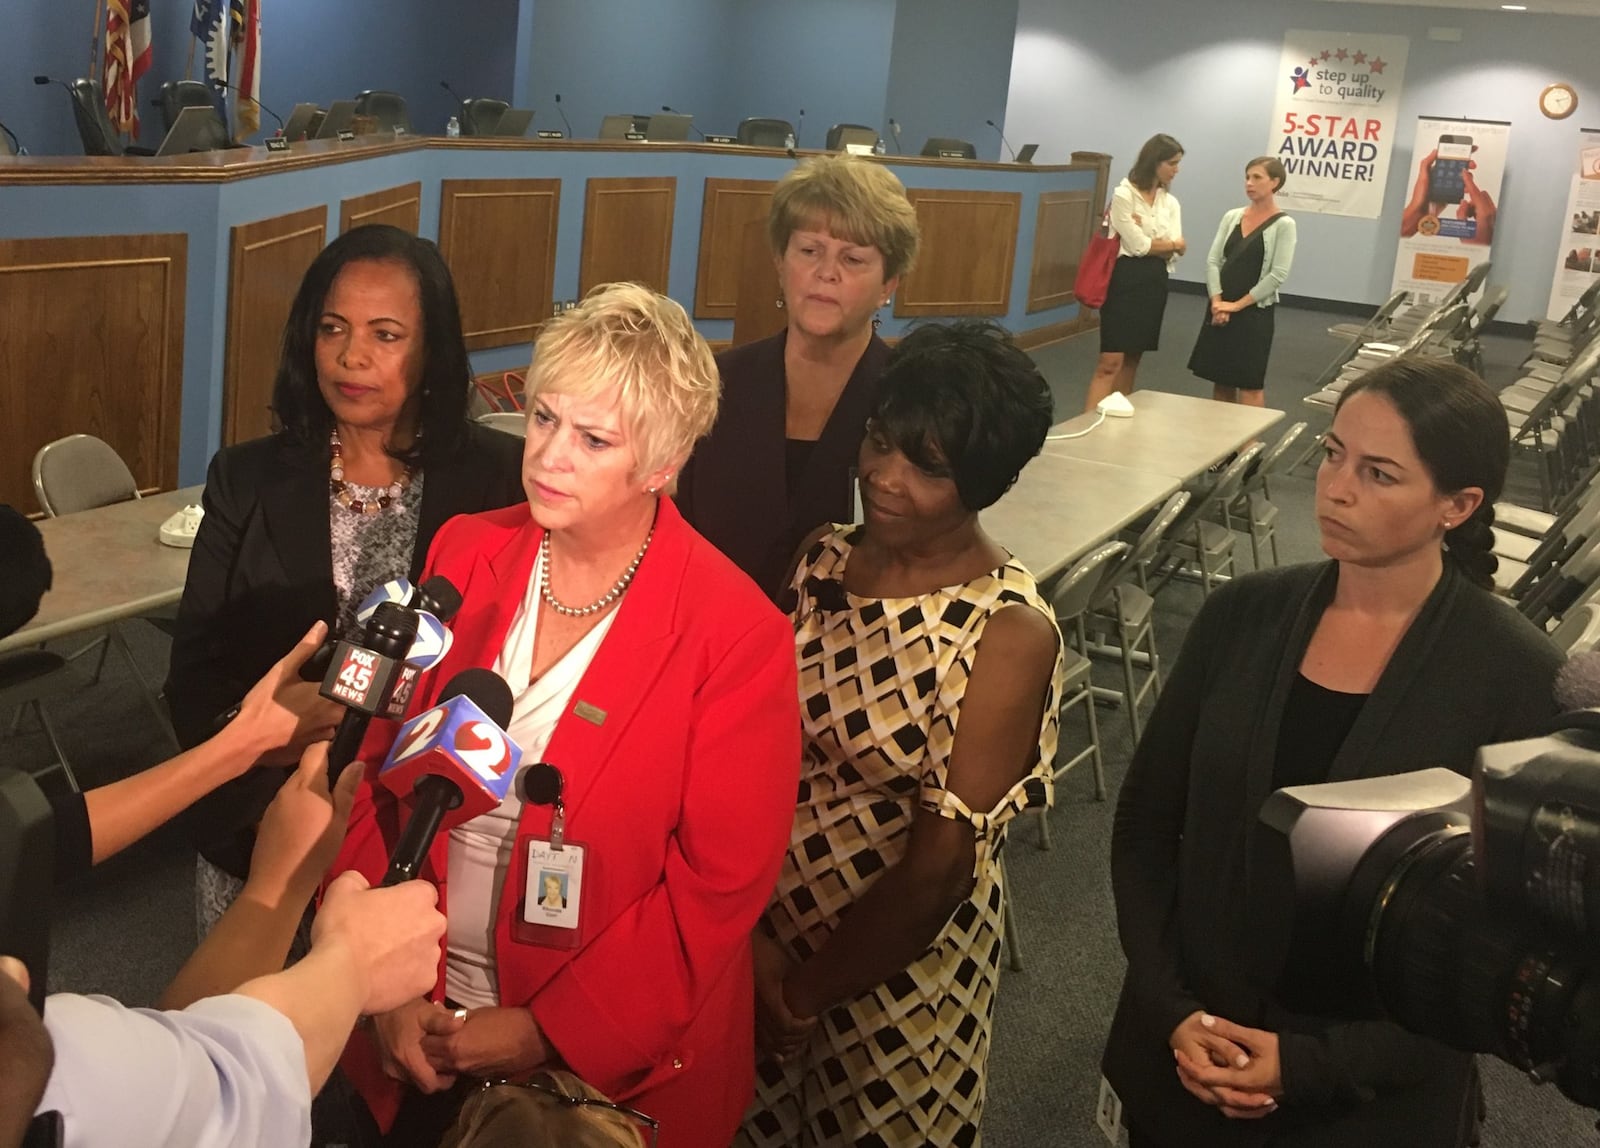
[1364,827,1600,1105]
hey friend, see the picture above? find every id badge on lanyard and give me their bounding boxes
[510,761,590,950]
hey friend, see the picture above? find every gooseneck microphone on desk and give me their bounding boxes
[554,92,573,138]
[440,79,467,108]
[795,107,805,149]
[986,118,1017,162]
[661,104,705,139]
[887,117,903,154]
[212,77,285,134]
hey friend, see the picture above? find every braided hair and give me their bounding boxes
[1336,359,1508,591]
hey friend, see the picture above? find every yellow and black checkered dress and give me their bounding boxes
[740,526,1061,1148]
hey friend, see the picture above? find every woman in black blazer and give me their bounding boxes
[165,225,524,917]
[1104,359,1561,1147]
[676,154,920,600]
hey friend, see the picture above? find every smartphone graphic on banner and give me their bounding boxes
[1429,134,1473,205]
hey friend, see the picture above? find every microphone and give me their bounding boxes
[320,601,419,782]
[1555,651,1600,712]
[795,107,805,149]
[440,79,466,109]
[660,104,704,139]
[986,118,1017,162]
[211,77,284,134]
[554,92,573,138]
[379,669,521,885]
[887,117,903,154]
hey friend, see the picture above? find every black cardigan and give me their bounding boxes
[675,329,890,600]
[1104,561,1561,1147]
[164,421,526,875]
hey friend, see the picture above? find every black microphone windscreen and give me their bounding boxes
[415,575,463,621]
[33,75,50,85]
[1555,650,1600,711]
[436,668,514,729]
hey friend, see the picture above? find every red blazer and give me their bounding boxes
[333,498,799,1148]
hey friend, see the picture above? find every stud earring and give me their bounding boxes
[775,296,785,310]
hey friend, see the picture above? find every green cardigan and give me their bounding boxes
[1204,208,1298,309]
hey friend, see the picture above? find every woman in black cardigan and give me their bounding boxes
[676,154,920,600]
[165,225,524,921]
[1104,358,1561,1147]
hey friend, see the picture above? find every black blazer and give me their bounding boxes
[676,329,890,600]
[165,421,525,875]
[1104,561,1560,1147]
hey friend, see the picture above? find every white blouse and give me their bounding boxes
[444,556,618,1009]
[1108,177,1183,269]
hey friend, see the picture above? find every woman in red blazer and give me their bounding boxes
[329,284,800,1148]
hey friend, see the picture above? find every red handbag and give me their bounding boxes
[1073,209,1120,310]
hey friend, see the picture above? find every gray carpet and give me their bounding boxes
[12,294,1596,1145]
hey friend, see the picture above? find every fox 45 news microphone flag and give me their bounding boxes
[351,577,458,720]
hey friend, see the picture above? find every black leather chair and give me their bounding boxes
[155,80,218,134]
[67,78,154,156]
[920,136,977,159]
[354,89,410,133]
[459,98,509,136]
[736,117,794,148]
[826,123,878,151]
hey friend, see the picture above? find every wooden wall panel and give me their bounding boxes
[1028,189,1094,313]
[340,181,422,234]
[695,178,774,319]
[438,178,560,352]
[225,206,328,445]
[0,234,187,510]
[896,189,1020,317]
[580,177,675,297]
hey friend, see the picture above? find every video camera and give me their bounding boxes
[1262,713,1600,1121]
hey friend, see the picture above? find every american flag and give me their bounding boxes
[104,0,152,137]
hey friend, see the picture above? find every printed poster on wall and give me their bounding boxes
[1545,129,1600,321]
[1390,117,1509,303]
[1268,30,1409,219]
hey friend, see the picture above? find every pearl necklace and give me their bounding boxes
[539,527,653,617]
[329,430,413,516]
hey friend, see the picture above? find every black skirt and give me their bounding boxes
[1099,254,1170,353]
[1188,303,1275,390]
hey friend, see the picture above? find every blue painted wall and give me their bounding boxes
[1005,0,1600,322]
[522,0,730,138]
[721,0,897,148]
[1,0,519,156]
[885,0,1018,163]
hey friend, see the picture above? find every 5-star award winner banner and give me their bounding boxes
[1545,129,1600,321]
[1269,30,1409,218]
[1390,117,1509,303]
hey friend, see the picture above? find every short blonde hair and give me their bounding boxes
[527,283,719,480]
[768,154,921,281]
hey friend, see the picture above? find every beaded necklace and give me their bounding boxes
[538,526,653,617]
[330,430,413,516]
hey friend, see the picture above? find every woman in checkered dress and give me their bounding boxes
[738,322,1065,1147]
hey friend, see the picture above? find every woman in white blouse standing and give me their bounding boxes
[1085,134,1186,413]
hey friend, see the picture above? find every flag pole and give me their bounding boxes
[89,0,106,77]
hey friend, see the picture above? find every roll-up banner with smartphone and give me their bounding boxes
[1390,117,1509,303]
[1544,129,1600,321]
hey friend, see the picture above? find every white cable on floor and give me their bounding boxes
[1047,412,1105,440]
